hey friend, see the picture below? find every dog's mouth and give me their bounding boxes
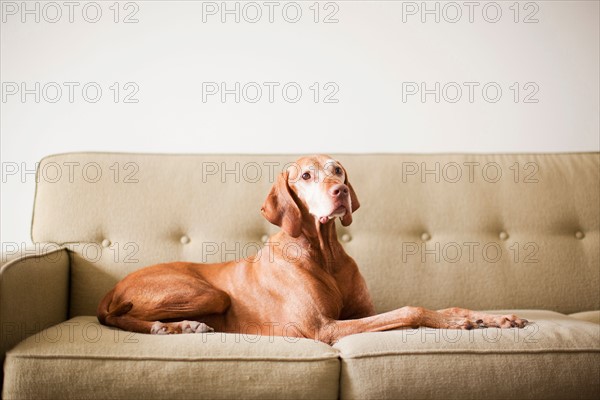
[318,206,347,224]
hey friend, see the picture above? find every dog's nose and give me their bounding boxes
[330,184,349,198]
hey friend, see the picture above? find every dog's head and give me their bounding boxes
[261,155,360,237]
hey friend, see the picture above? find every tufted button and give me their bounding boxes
[261,234,269,243]
[421,232,431,241]
[180,235,191,244]
[101,239,111,248]
[341,233,352,243]
[499,231,509,241]
[575,231,585,240]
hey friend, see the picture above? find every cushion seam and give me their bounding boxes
[7,354,340,362]
[338,348,600,359]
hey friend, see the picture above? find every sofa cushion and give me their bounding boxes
[333,310,600,400]
[3,316,340,400]
[569,310,600,324]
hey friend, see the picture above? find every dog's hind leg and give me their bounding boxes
[98,278,231,334]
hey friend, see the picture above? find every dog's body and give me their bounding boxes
[98,155,527,344]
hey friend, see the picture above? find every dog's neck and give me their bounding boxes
[296,217,347,274]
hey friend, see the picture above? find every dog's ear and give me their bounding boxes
[340,165,360,227]
[261,171,302,238]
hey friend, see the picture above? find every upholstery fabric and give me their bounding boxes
[0,246,70,358]
[3,152,599,399]
[333,310,600,399]
[3,316,340,400]
[30,153,600,317]
[569,310,600,324]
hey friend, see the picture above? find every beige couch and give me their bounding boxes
[2,152,599,399]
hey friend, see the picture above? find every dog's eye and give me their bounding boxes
[335,167,342,175]
[302,172,311,180]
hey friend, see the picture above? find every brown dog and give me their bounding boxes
[97,155,528,344]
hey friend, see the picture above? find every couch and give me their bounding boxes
[1,152,599,399]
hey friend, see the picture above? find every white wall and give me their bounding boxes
[2,0,599,245]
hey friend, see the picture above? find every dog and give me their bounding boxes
[97,155,528,344]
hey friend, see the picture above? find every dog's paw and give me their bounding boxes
[151,321,171,335]
[481,314,529,328]
[180,320,214,334]
[150,320,215,335]
[445,317,482,330]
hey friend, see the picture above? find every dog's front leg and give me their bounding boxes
[317,306,482,344]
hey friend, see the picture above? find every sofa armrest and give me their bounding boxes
[0,245,70,358]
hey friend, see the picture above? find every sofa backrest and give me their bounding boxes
[31,153,600,317]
